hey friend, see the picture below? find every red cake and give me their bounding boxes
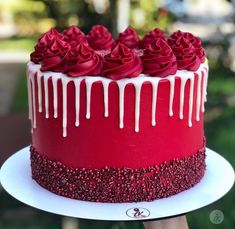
[27,25,208,202]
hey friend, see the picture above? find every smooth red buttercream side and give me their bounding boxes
[31,73,204,169]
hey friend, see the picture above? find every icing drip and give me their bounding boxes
[74,79,82,126]
[85,78,93,119]
[196,72,202,121]
[52,77,58,118]
[201,67,208,112]
[188,75,195,127]
[27,62,208,136]
[168,77,175,117]
[117,81,127,129]
[178,71,196,126]
[30,73,36,129]
[37,73,42,113]
[203,67,209,102]
[43,74,50,119]
[102,80,112,117]
[134,78,145,132]
[151,78,160,126]
[26,68,33,134]
[26,68,32,121]
[61,77,70,137]
[179,76,187,120]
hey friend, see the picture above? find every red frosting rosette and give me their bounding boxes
[63,42,103,77]
[168,30,184,44]
[169,36,201,71]
[40,37,70,72]
[184,32,206,62]
[63,25,87,47]
[102,43,143,80]
[141,28,165,49]
[31,28,63,64]
[142,38,177,77]
[87,25,115,50]
[116,26,140,49]
[168,30,206,63]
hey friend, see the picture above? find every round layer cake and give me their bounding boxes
[28,25,208,202]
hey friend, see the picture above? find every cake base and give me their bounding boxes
[30,146,206,203]
[0,147,234,221]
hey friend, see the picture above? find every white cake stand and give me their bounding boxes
[0,147,234,221]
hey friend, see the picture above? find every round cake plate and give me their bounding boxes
[0,147,234,221]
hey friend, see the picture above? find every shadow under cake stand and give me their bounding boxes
[0,147,234,221]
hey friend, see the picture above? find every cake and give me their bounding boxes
[27,25,208,203]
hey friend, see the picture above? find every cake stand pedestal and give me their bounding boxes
[0,147,234,221]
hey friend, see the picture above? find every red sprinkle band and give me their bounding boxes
[30,146,206,203]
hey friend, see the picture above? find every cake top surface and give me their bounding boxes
[30,25,206,80]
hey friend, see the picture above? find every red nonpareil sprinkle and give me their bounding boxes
[30,142,206,203]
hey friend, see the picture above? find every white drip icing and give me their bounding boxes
[167,77,175,117]
[201,67,209,112]
[188,75,195,127]
[151,78,160,126]
[134,78,145,132]
[30,74,36,129]
[179,76,187,120]
[43,74,50,119]
[74,78,83,126]
[85,78,93,119]
[26,68,34,134]
[37,72,42,112]
[203,67,209,103]
[196,72,202,121]
[27,62,209,136]
[61,77,70,137]
[117,81,127,129]
[52,77,58,118]
[102,79,112,117]
[26,68,32,121]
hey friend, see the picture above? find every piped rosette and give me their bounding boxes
[102,42,143,80]
[141,38,177,77]
[140,28,165,49]
[30,28,64,64]
[87,25,115,50]
[63,42,103,77]
[63,25,88,47]
[116,26,140,49]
